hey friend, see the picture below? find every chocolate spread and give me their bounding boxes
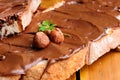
[0,0,120,76]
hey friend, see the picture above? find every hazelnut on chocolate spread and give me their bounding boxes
[33,32,50,49]
[49,28,64,44]
[33,20,64,49]
[0,0,120,77]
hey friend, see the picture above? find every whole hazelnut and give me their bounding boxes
[49,28,64,44]
[33,32,50,49]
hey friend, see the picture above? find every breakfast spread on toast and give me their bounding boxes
[0,0,120,80]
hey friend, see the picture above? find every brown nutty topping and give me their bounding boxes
[49,28,64,44]
[33,32,50,49]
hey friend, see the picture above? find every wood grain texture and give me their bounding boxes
[80,51,120,80]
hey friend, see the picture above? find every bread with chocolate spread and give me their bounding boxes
[0,0,120,80]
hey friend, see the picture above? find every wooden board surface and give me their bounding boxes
[67,51,120,80]
[81,51,120,80]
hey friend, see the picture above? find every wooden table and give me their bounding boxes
[67,51,120,80]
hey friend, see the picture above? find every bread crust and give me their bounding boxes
[22,60,48,80]
[41,47,87,80]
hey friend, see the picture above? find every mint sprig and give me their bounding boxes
[39,20,57,32]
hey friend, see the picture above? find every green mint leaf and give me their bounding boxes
[42,20,51,26]
[51,24,57,27]
[38,20,57,32]
[49,26,55,30]
[39,25,47,31]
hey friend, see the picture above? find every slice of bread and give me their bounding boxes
[0,0,120,80]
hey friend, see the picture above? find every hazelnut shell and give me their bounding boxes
[49,28,64,44]
[33,32,50,49]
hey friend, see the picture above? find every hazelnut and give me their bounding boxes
[49,28,64,44]
[33,32,50,49]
